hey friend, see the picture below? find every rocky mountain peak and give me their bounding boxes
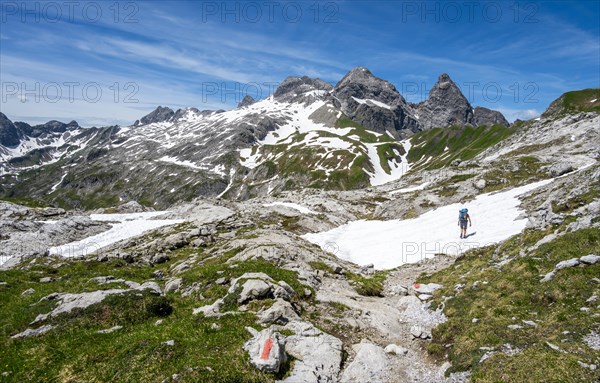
[238,95,256,108]
[415,73,474,129]
[134,106,175,126]
[273,76,333,102]
[428,73,467,102]
[0,112,21,148]
[330,67,415,137]
[334,67,403,103]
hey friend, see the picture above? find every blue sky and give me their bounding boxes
[1,0,598,126]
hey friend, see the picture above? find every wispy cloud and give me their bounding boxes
[1,0,598,126]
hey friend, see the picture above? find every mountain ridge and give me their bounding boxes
[0,68,596,211]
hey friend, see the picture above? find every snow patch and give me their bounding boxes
[264,202,316,215]
[389,182,430,195]
[303,179,553,269]
[48,212,184,258]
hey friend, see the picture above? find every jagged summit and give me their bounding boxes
[334,66,405,105]
[134,106,175,126]
[237,95,256,108]
[273,76,333,102]
[415,72,473,130]
[332,67,415,136]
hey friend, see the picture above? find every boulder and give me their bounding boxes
[410,325,431,340]
[33,289,129,323]
[580,254,600,265]
[90,276,125,285]
[21,288,36,296]
[390,285,408,296]
[410,282,443,295]
[277,280,296,296]
[139,281,162,295]
[193,298,224,317]
[341,341,388,382]
[164,278,183,294]
[243,327,286,373]
[150,253,170,265]
[546,162,574,177]
[280,321,343,383]
[238,279,273,303]
[555,258,580,270]
[257,299,300,325]
[384,344,408,356]
[164,233,188,250]
[540,271,555,282]
[473,179,487,190]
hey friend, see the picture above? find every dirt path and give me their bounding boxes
[313,253,467,382]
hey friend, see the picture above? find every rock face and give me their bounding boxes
[23,119,80,137]
[416,73,474,130]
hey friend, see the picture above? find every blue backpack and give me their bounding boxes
[459,208,468,221]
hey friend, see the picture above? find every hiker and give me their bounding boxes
[458,208,472,239]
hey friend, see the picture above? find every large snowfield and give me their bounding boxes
[302,179,554,269]
[48,212,183,258]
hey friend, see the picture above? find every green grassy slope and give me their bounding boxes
[422,226,600,382]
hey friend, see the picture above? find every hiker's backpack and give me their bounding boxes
[459,208,468,220]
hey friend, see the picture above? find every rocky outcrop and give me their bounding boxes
[31,282,162,324]
[11,324,54,339]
